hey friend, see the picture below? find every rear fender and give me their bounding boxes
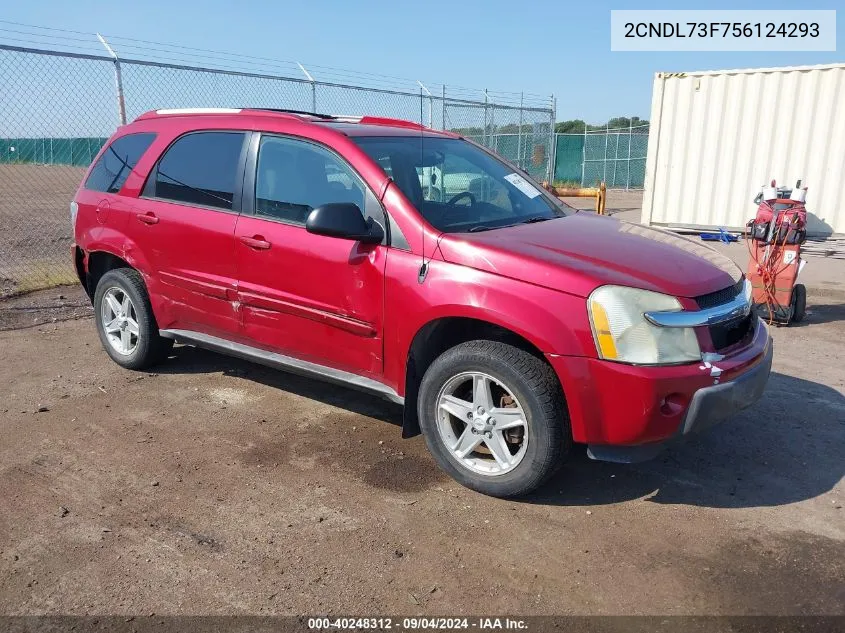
[81,235,175,327]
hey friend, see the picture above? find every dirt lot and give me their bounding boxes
[0,276,843,616]
[0,164,86,298]
[1,183,844,616]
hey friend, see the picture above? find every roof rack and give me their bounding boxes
[135,108,428,131]
[325,115,427,131]
[251,108,337,120]
[135,108,243,120]
[253,111,428,130]
[156,108,242,115]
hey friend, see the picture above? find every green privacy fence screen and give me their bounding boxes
[554,128,649,188]
[1,131,648,188]
[0,137,107,166]
[553,134,584,183]
[464,133,550,182]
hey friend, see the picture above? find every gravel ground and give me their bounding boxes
[0,281,843,616]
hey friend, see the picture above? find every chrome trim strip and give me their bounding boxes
[159,329,404,405]
[238,290,377,338]
[645,279,752,328]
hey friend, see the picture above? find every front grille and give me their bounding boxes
[695,277,745,310]
[709,314,755,351]
[695,277,753,351]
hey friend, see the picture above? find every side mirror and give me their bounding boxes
[305,203,384,244]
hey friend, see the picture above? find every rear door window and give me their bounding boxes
[146,131,245,211]
[84,132,156,194]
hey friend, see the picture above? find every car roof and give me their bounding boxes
[133,108,458,138]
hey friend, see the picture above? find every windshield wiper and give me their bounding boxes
[468,217,550,232]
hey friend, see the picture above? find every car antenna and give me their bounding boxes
[417,86,429,284]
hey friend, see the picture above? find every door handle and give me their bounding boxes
[136,212,159,225]
[240,235,271,250]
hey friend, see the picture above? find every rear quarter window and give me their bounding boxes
[84,132,156,194]
[144,131,246,211]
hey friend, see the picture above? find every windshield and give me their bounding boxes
[352,136,567,233]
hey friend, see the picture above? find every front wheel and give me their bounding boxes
[418,340,570,497]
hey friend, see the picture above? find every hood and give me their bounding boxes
[436,212,742,299]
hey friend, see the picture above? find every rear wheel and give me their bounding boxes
[418,340,570,497]
[791,283,807,323]
[93,268,173,370]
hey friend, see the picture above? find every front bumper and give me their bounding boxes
[677,340,772,436]
[548,317,772,460]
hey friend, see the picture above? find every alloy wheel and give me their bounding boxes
[435,371,529,476]
[100,287,140,356]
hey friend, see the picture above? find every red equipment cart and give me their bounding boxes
[746,180,808,325]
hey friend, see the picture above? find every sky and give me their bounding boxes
[1,0,843,123]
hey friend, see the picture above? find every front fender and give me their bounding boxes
[383,251,595,395]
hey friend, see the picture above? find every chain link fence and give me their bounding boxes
[435,90,556,183]
[0,44,555,298]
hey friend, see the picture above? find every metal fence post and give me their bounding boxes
[96,33,126,125]
[547,94,556,182]
[441,85,446,130]
[517,93,524,170]
[580,126,587,186]
[417,81,433,127]
[490,98,497,153]
[626,121,633,190]
[297,63,317,113]
[611,127,620,187]
[483,90,489,147]
[429,94,433,128]
[602,122,609,185]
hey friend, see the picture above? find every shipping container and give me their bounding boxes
[641,63,845,237]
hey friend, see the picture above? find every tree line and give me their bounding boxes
[555,116,648,134]
[449,116,648,137]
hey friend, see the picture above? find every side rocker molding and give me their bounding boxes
[159,329,404,405]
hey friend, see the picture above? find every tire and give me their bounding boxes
[93,268,173,370]
[790,284,807,323]
[417,340,570,498]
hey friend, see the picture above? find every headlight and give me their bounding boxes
[588,285,700,365]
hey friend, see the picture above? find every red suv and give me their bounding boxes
[71,108,772,497]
